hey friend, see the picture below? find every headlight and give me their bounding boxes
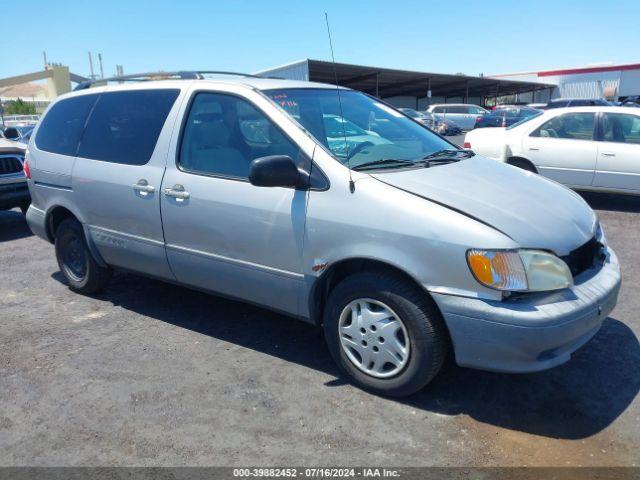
[467,249,573,292]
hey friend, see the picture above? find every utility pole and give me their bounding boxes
[88,52,95,80]
[98,53,104,79]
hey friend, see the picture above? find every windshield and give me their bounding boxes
[506,110,543,130]
[265,88,453,167]
[323,115,369,137]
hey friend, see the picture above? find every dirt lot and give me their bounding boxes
[1,192,639,467]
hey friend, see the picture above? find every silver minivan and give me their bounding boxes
[427,103,488,130]
[25,73,621,396]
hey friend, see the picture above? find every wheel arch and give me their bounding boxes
[309,257,441,326]
[45,204,108,267]
[507,156,538,173]
[45,205,77,243]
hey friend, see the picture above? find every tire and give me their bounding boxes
[508,158,537,173]
[55,218,112,294]
[323,271,448,397]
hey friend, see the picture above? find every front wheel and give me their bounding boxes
[55,218,112,294]
[323,271,448,397]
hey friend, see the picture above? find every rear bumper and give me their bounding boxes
[0,180,30,210]
[431,248,621,373]
[25,205,49,241]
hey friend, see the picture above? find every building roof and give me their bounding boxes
[491,61,640,78]
[258,59,555,98]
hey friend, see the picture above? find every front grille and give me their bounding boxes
[562,236,601,277]
[0,155,24,175]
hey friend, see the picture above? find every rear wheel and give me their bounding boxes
[55,218,112,294]
[323,271,448,397]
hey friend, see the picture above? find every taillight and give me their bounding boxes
[23,157,32,179]
[463,142,471,149]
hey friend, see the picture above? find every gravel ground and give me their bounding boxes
[1,192,639,467]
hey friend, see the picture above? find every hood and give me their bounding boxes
[0,138,27,154]
[371,156,596,255]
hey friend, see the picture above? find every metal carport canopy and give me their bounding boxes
[304,59,554,99]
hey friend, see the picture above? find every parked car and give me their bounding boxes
[397,108,463,135]
[323,114,390,159]
[464,106,640,194]
[434,117,463,136]
[426,104,488,130]
[546,98,610,109]
[621,95,640,107]
[398,108,434,127]
[25,75,620,396]
[474,106,542,128]
[0,127,30,214]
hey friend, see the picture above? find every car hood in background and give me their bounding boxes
[0,138,27,153]
[371,156,596,255]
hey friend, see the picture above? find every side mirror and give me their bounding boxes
[249,155,306,188]
[3,127,20,140]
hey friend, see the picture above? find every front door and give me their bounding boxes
[522,111,598,187]
[160,90,308,316]
[593,112,640,193]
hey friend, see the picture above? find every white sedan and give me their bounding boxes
[464,106,640,195]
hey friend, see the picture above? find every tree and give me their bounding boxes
[5,98,36,115]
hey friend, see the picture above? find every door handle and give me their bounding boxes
[133,179,155,195]
[601,152,616,157]
[164,184,190,200]
[529,147,540,151]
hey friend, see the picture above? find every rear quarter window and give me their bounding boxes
[77,89,180,165]
[35,94,99,156]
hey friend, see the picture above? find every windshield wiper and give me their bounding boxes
[352,159,416,171]
[420,149,475,167]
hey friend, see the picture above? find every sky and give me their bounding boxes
[3,0,639,80]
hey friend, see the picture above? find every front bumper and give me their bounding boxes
[431,248,621,373]
[0,180,30,210]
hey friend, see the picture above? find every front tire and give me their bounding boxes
[323,271,448,397]
[55,218,112,294]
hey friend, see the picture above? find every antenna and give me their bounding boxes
[324,12,355,193]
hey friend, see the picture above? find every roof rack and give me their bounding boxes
[73,70,262,91]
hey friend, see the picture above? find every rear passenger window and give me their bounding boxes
[178,92,299,179]
[35,94,98,156]
[77,89,179,165]
[447,106,466,114]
